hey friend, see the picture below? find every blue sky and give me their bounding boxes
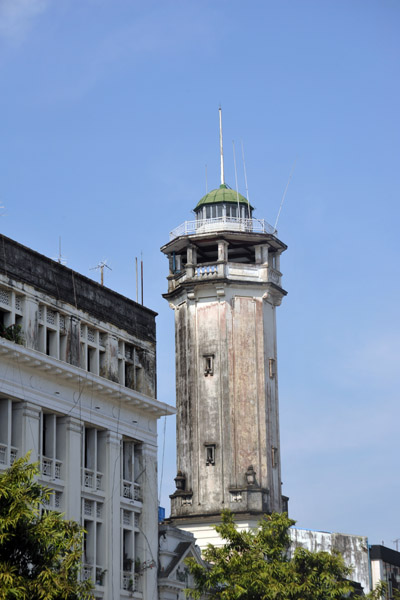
[1,0,399,546]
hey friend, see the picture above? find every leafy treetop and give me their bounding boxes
[185,510,355,600]
[0,454,94,600]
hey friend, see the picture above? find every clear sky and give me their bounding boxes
[1,0,399,547]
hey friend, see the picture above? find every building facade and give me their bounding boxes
[161,180,288,543]
[0,234,174,600]
[370,545,400,599]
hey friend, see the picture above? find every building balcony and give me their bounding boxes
[41,456,62,480]
[82,468,103,492]
[121,479,142,502]
[0,444,17,468]
[168,262,282,291]
[82,564,105,586]
[121,572,140,592]
[169,216,276,240]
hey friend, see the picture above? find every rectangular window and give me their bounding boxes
[205,444,215,466]
[269,358,276,379]
[204,355,214,376]
[271,446,278,468]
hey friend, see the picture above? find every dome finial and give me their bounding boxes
[219,106,225,186]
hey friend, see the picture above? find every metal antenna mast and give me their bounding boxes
[232,140,240,213]
[90,260,112,286]
[52,236,67,265]
[274,157,297,231]
[241,140,251,218]
[219,107,225,185]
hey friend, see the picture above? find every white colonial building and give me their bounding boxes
[0,234,175,600]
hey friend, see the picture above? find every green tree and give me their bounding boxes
[185,510,354,600]
[0,455,94,600]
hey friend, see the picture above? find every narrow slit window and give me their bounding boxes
[204,355,214,376]
[271,446,278,468]
[205,444,215,466]
[269,358,276,379]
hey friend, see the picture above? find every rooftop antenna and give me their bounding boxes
[274,157,297,232]
[393,538,400,552]
[90,259,111,286]
[141,251,144,305]
[52,236,67,265]
[135,257,139,303]
[205,164,208,194]
[232,140,240,214]
[219,106,225,185]
[241,140,251,219]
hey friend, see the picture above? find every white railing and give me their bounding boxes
[0,444,18,466]
[268,267,282,285]
[82,565,93,581]
[122,572,139,592]
[122,480,142,502]
[82,564,105,586]
[169,216,276,240]
[41,456,62,480]
[195,264,218,278]
[83,468,103,491]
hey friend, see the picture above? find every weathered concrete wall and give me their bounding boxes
[0,234,155,342]
[171,283,283,520]
[290,528,370,593]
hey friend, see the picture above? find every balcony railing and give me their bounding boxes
[169,216,276,240]
[41,456,62,480]
[122,479,142,502]
[122,572,139,592]
[0,444,18,467]
[82,564,105,586]
[82,468,103,491]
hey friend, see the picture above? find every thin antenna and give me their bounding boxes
[90,259,112,286]
[274,158,297,231]
[52,236,67,265]
[141,252,144,305]
[135,257,138,303]
[219,107,225,185]
[241,140,251,219]
[232,140,240,213]
[205,164,208,194]
[393,539,400,552]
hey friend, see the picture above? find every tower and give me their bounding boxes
[161,114,288,545]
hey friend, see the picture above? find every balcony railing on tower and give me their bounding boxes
[169,216,276,240]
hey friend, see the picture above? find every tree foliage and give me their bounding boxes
[0,455,93,600]
[185,510,354,600]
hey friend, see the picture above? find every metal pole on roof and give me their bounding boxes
[219,107,225,185]
[135,257,138,303]
[232,140,240,214]
[241,140,251,219]
[141,253,144,306]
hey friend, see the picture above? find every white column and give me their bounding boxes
[139,441,159,600]
[12,402,41,463]
[22,298,39,350]
[59,416,82,522]
[104,430,122,600]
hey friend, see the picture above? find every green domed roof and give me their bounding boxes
[195,184,254,210]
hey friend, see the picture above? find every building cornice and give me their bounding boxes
[0,338,175,418]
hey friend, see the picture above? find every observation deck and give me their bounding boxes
[169,216,276,241]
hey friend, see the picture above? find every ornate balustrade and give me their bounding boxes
[82,468,103,491]
[121,479,142,501]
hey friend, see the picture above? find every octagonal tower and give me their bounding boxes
[161,114,288,546]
